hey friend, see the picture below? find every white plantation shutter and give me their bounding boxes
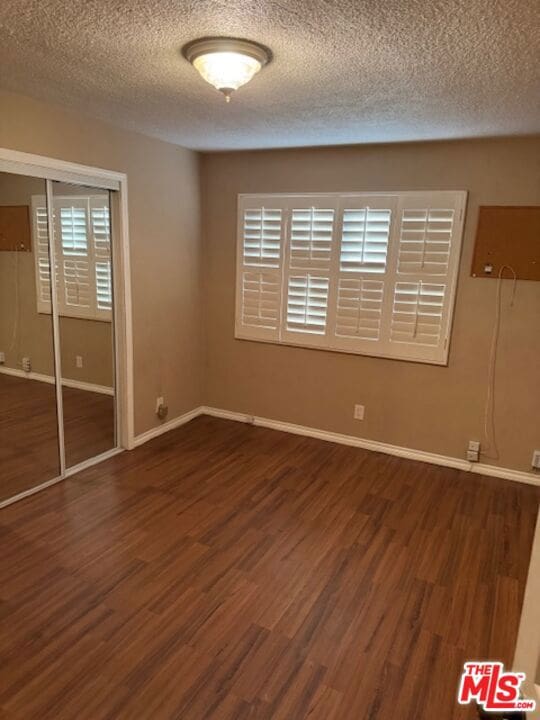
[32,195,113,322]
[331,196,397,353]
[32,196,53,313]
[383,192,465,362]
[236,191,466,365]
[236,204,284,340]
[90,199,113,316]
[282,203,335,341]
[56,200,92,314]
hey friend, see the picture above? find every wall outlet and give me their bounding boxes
[0,351,5,364]
[467,440,480,462]
[532,450,540,470]
[22,357,31,373]
[354,404,365,421]
[156,396,169,420]
[76,355,83,368]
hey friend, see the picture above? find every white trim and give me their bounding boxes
[0,148,123,189]
[132,407,204,447]
[0,474,65,510]
[0,366,114,396]
[46,178,67,476]
[129,403,540,487]
[64,447,123,478]
[238,190,469,200]
[62,378,114,396]
[199,406,540,486]
[471,462,540,486]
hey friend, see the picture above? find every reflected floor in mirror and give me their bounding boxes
[0,374,114,502]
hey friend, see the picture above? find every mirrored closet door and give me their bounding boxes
[0,171,60,502]
[0,171,118,505]
[50,181,116,468]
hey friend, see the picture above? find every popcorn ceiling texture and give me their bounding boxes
[0,0,539,150]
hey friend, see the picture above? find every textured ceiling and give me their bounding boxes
[0,0,539,151]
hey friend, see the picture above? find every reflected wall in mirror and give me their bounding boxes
[0,171,60,501]
[49,181,116,468]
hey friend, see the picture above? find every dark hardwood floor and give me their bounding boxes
[0,373,114,502]
[0,415,538,719]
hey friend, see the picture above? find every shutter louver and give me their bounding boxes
[284,207,335,340]
[60,206,88,255]
[340,208,391,274]
[335,279,384,341]
[289,208,333,270]
[35,202,52,310]
[390,281,445,346]
[91,203,113,316]
[287,275,329,334]
[95,261,112,311]
[241,270,280,330]
[64,259,91,308]
[57,203,91,315]
[243,208,281,267]
[237,204,284,340]
[398,208,454,275]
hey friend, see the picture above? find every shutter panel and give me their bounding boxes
[282,202,336,344]
[384,192,466,362]
[54,199,94,318]
[33,194,114,322]
[32,196,53,313]
[397,208,454,275]
[331,196,397,353]
[90,199,113,317]
[236,202,284,341]
[340,207,392,274]
[390,281,445,346]
[335,278,385,341]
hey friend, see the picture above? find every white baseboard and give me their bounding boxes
[200,406,540,487]
[130,403,540,487]
[0,365,114,396]
[132,407,203,447]
[62,378,114,396]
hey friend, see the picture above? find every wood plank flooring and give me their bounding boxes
[0,415,538,719]
[0,373,114,501]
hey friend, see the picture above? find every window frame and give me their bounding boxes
[235,190,467,366]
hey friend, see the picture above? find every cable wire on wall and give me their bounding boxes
[482,265,517,461]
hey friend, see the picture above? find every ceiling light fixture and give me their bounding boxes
[182,37,272,102]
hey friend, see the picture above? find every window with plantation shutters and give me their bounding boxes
[32,195,113,322]
[236,191,466,365]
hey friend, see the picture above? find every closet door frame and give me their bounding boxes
[0,148,135,506]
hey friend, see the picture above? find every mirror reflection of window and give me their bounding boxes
[48,181,116,469]
[0,171,61,502]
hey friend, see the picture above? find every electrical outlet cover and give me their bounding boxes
[532,450,540,470]
[354,404,365,421]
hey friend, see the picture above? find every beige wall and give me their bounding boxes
[201,138,540,473]
[0,172,113,386]
[0,90,202,435]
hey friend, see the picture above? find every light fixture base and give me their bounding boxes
[182,37,272,67]
[182,36,272,101]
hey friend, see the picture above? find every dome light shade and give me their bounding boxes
[182,37,271,102]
